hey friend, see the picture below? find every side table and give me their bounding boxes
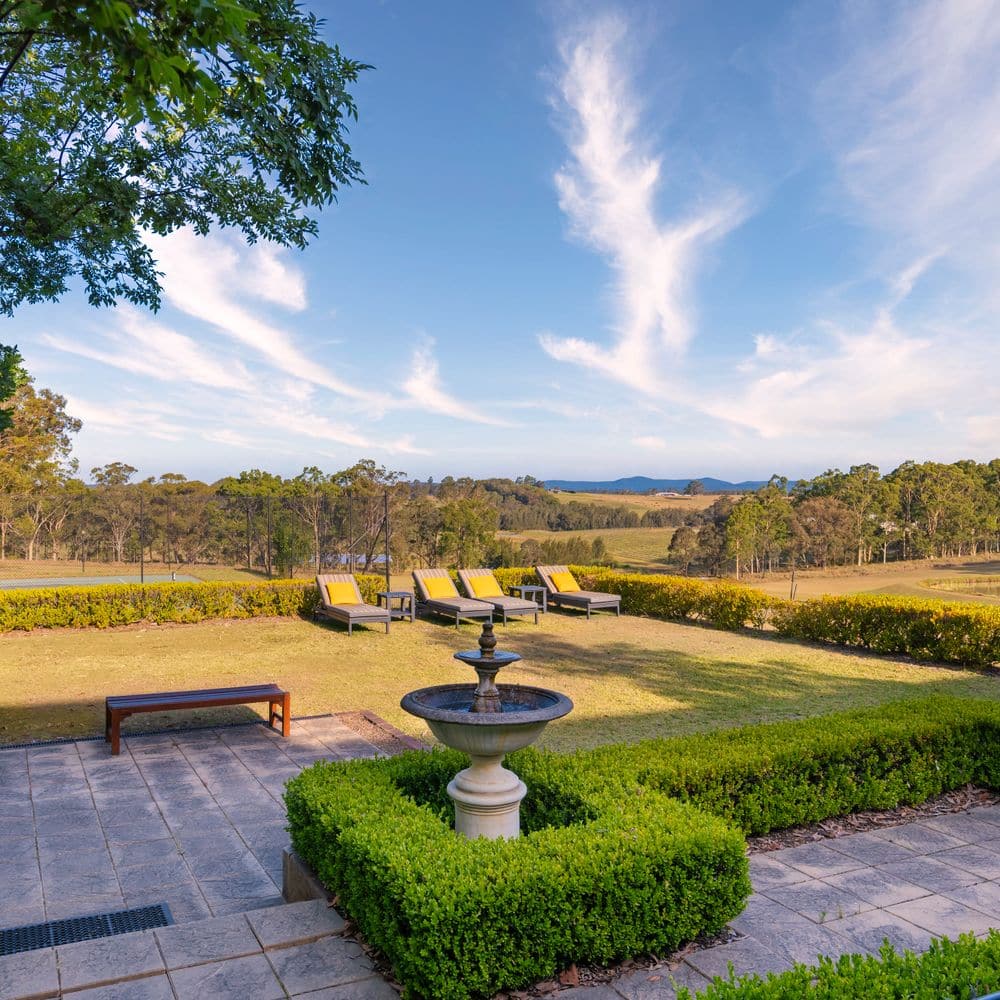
[511,584,547,614]
[377,590,415,622]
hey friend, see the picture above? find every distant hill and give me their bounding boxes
[542,476,768,494]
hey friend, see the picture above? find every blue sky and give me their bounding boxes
[8,0,999,484]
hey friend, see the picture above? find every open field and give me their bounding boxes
[750,558,1000,603]
[0,558,266,583]
[2,611,997,751]
[502,526,675,572]
[550,490,720,514]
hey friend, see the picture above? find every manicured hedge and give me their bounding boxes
[285,695,1000,998]
[678,933,1000,999]
[0,575,385,631]
[286,754,749,1000]
[771,593,1000,668]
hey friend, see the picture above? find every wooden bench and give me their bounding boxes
[104,684,290,756]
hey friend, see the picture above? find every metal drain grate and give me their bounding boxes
[0,903,173,956]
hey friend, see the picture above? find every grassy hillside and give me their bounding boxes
[502,526,675,571]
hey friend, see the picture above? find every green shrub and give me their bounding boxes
[285,695,1000,998]
[772,594,1000,667]
[285,752,749,1000]
[677,933,1000,999]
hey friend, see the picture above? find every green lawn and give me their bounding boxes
[2,611,997,750]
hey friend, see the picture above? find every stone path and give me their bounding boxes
[3,722,1000,998]
[0,717,380,928]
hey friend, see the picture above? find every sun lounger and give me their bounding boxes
[315,574,392,635]
[535,565,620,620]
[412,568,494,628]
[457,568,540,625]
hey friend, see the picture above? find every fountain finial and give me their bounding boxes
[478,622,497,659]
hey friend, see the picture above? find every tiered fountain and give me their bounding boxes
[401,623,572,840]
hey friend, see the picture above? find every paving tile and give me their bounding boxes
[824,831,916,866]
[56,929,164,991]
[39,848,115,879]
[942,880,1000,919]
[68,974,175,999]
[934,845,1000,880]
[169,953,284,1000]
[730,902,861,965]
[920,813,1000,844]
[0,947,58,1000]
[209,895,284,916]
[767,842,865,878]
[550,987,623,1000]
[763,878,873,924]
[110,839,180,869]
[878,856,984,893]
[874,824,966,854]
[124,885,212,925]
[247,899,347,948]
[156,912,259,969]
[267,936,374,994]
[887,894,998,938]
[116,857,193,892]
[830,908,936,956]
[728,894,790,938]
[0,817,35,839]
[0,838,39,864]
[685,937,793,982]
[612,963,702,999]
[45,893,128,921]
[823,867,931,907]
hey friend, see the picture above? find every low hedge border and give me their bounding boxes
[285,694,1000,998]
[285,755,749,1000]
[1,566,997,669]
[0,575,386,630]
[678,933,1000,999]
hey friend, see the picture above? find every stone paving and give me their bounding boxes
[0,717,380,928]
[3,721,1000,998]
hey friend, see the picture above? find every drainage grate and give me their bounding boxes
[0,903,173,956]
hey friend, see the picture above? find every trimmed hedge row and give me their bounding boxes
[285,695,1000,998]
[771,593,1000,667]
[286,754,749,1000]
[678,933,1000,999]
[1,565,997,668]
[0,575,385,630]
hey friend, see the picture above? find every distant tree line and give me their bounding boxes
[668,463,1000,577]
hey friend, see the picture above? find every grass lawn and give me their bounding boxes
[0,558,265,583]
[2,611,997,751]
[551,491,720,514]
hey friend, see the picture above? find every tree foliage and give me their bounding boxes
[0,0,370,314]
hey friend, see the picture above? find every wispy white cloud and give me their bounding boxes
[401,340,512,426]
[816,0,1000,276]
[632,434,668,450]
[540,13,744,393]
[41,306,251,392]
[65,397,190,443]
[145,229,391,406]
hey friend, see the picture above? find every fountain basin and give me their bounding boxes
[401,683,572,757]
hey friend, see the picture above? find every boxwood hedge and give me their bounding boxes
[285,694,1000,999]
[286,754,749,1000]
[677,933,1000,999]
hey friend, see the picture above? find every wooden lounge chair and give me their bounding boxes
[412,568,494,628]
[457,568,540,625]
[315,574,392,635]
[535,565,621,620]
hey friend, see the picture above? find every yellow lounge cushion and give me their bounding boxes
[326,581,361,605]
[424,576,459,599]
[550,571,580,592]
[469,575,502,598]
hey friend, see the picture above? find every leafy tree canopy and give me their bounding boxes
[0,0,370,314]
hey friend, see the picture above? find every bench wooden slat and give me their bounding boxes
[104,684,290,755]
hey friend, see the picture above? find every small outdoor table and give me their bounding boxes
[511,584,547,614]
[378,590,415,622]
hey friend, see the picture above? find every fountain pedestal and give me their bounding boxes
[448,757,526,840]
[400,623,572,840]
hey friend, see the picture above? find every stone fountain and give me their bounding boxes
[400,623,572,840]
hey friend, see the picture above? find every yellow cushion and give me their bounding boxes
[550,571,580,593]
[326,581,360,605]
[424,576,458,599]
[469,575,502,598]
